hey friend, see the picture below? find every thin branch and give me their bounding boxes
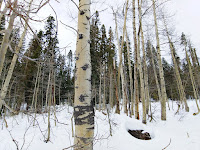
[162,138,172,150]
[60,21,79,34]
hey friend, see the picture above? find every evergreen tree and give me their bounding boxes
[107,27,115,68]
[90,11,101,86]
[23,30,44,107]
[44,16,59,60]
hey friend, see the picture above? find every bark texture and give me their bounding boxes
[132,0,139,119]
[74,0,94,149]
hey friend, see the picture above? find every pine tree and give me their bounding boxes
[23,30,43,108]
[90,11,100,87]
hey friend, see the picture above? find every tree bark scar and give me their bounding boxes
[80,10,85,15]
[79,94,87,102]
[81,64,89,70]
[75,56,79,60]
[87,126,94,130]
[79,34,83,39]
[74,105,94,125]
[86,16,90,20]
[86,78,91,82]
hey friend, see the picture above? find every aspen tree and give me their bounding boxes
[181,34,200,114]
[193,48,200,67]
[138,0,150,114]
[152,0,167,120]
[132,0,139,119]
[103,62,106,110]
[125,30,134,117]
[0,0,33,111]
[120,0,129,114]
[113,0,128,114]
[149,42,162,102]
[109,69,114,108]
[114,58,120,114]
[137,0,147,124]
[185,50,200,114]
[98,63,102,112]
[0,0,17,77]
[74,0,94,149]
[163,16,189,112]
[189,47,200,92]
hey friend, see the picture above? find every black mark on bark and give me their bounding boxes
[74,104,95,126]
[79,94,86,102]
[86,16,90,20]
[80,10,85,15]
[81,64,89,70]
[79,34,83,39]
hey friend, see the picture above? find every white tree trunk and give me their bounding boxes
[152,0,167,120]
[109,68,113,108]
[185,47,200,113]
[125,30,134,117]
[163,16,189,112]
[138,0,150,114]
[98,63,102,112]
[114,6,128,114]
[132,0,139,119]
[0,0,17,77]
[137,0,146,124]
[74,0,94,149]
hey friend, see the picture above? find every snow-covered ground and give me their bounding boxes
[0,100,200,150]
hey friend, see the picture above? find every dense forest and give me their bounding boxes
[0,0,200,150]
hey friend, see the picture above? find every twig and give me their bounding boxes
[7,129,19,150]
[162,138,171,150]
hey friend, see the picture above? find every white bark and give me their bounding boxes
[185,47,200,113]
[132,0,139,119]
[125,30,134,116]
[149,43,162,102]
[74,0,94,149]
[0,0,17,77]
[163,16,189,112]
[152,0,167,120]
[138,0,146,124]
[138,0,150,114]
[115,0,129,114]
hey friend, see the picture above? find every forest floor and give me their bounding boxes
[0,100,200,150]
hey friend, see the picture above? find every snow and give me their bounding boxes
[0,100,200,150]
